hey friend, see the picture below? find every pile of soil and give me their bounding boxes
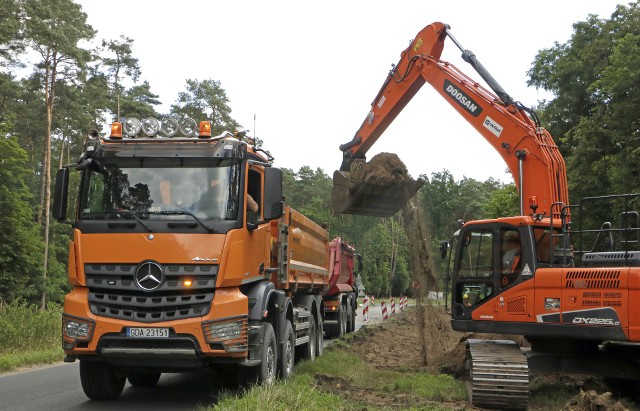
[348,307,465,374]
[346,152,424,193]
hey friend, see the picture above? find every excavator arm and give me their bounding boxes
[333,22,569,218]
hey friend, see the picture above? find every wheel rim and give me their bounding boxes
[266,344,276,384]
[285,337,294,373]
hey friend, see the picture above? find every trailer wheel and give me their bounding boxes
[346,302,355,333]
[127,372,161,387]
[339,302,347,336]
[278,320,295,379]
[297,314,316,361]
[325,316,336,339]
[350,304,356,332]
[238,322,277,386]
[79,359,126,400]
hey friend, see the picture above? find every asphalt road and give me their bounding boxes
[0,304,388,411]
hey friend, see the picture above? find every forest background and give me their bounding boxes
[1,0,639,308]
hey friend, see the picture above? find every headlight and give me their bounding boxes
[141,117,161,137]
[65,320,90,338]
[62,314,95,350]
[123,117,142,137]
[160,118,179,137]
[179,117,198,137]
[203,316,248,352]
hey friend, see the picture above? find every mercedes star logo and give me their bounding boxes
[135,261,164,291]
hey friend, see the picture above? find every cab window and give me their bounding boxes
[458,229,493,278]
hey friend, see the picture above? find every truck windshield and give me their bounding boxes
[79,158,241,221]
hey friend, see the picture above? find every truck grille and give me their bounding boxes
[85,264,216,323]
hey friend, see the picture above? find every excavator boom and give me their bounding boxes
[333,22,569,218]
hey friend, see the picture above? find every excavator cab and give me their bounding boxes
[331,154,423,218]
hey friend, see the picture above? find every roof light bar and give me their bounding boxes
[113,116,205,138]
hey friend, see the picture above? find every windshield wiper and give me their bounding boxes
[103,210,154,233]
[150,210,216,233]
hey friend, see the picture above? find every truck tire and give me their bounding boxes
[127,372,161,387]
[326,304,344,339]
[325,318,336,339]
[297,314,316,361]
[278,320,295,379]
[79,359,126,400]
[348,304,356,333]
[238,322,277,386]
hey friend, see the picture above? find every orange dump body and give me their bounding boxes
[272,207,331,291]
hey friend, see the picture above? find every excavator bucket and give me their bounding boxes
[331,154,424,217]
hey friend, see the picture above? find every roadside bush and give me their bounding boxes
[0,301,61,353]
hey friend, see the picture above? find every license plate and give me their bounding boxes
[126,327,170,338]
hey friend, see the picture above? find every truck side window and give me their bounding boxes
[85,173,106,214]
[247,169,261,223]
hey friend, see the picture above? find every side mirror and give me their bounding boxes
[439,240,449,260]
[263,167,283,220]
[53,168,70,222]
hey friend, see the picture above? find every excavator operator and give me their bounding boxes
[500,231,522,287]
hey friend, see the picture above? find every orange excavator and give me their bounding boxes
[333,22,640,409]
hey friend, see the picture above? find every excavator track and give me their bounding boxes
[466,339,529,410]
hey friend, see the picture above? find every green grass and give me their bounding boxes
[0,302,63,373]
[213,374,345,410]
[211,343,467,410]
[528,376,582,410]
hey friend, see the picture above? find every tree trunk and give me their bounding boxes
[40,49,57,311]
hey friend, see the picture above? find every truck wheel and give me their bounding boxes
[297,314,316,361]
[127,372,161,387]
[278,320,295,379]
[238,322,277,386]
[348,304,356,333]
[339,303,347,336]
[325,317,336,339]
[79,359,126,400]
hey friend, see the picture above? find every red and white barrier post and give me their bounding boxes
[381,301,388,320]
[391,298,396,315]
[362,296,369,323]
[370,295,375,306]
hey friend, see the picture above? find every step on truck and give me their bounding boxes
[53,118,358,400]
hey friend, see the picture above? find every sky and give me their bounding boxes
[75,0,624,184]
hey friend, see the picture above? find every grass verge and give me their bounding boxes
[0,302,63,373]
[212,343,466,410]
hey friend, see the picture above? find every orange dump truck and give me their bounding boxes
[53,118,358,400]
